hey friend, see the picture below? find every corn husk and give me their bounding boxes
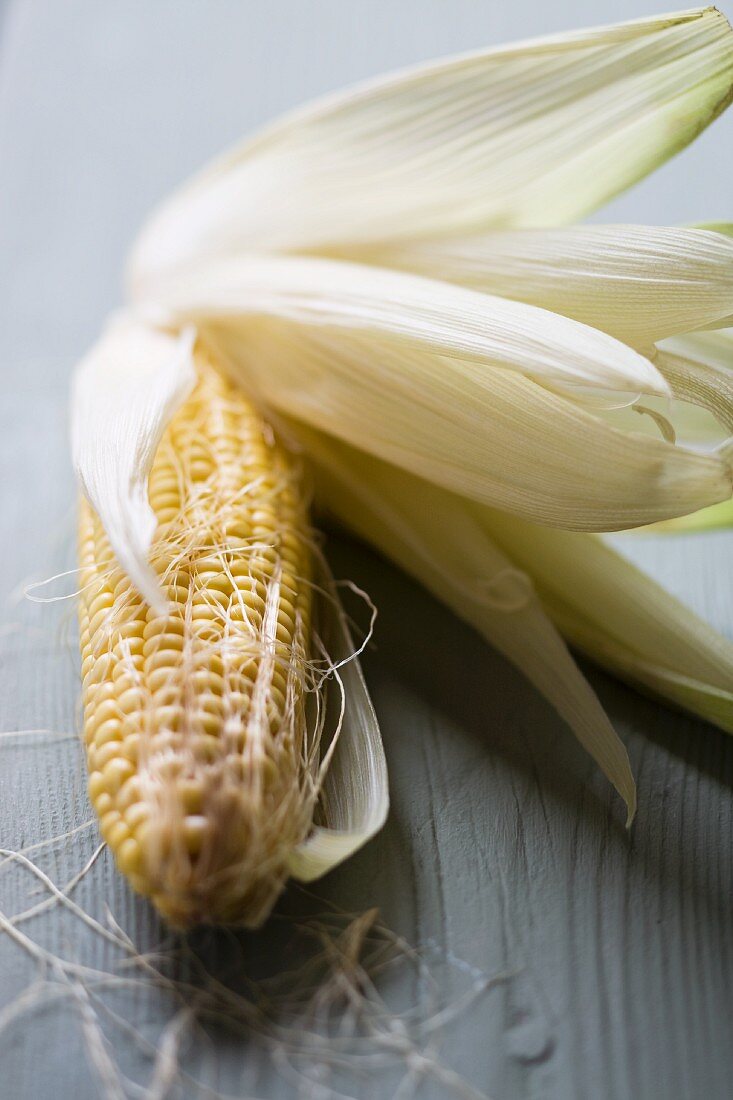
[367,225,733,346]
[73,8,733,831]
[290,425,638,821]
[128,8,733,277]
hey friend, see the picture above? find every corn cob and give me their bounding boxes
[78,357,315,928]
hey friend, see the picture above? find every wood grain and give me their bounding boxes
[2,2,733,1098]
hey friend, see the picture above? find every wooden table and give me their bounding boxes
[2,2,732,1097]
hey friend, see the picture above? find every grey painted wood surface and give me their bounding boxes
[1,2,733,1097]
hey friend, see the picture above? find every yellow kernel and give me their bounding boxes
[102,757,136,794]
[116,837,143,877]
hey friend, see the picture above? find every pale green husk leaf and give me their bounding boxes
[144,252,668,396]
[368,225,733,346]
[189,312,730,532]
[70,314,196,611]
[289,572,389,880]
[642,498,733,533]
[293,425,637,823]
[129,8,733,284]
[477,511,733,732]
